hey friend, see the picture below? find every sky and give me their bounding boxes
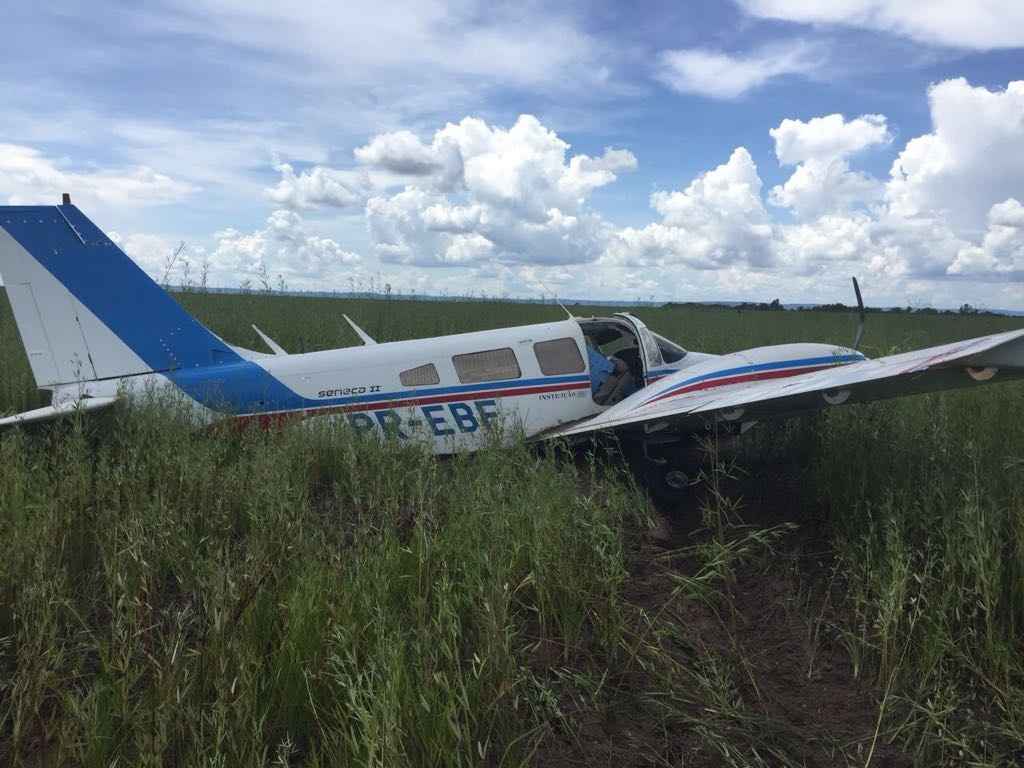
[1,1,1022,310]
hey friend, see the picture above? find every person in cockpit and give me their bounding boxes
[586,340,633,405]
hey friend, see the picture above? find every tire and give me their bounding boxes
[644,457,701,504]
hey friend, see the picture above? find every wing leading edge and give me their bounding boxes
[548,328,1024,439]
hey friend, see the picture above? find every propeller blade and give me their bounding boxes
[852,276,866,351]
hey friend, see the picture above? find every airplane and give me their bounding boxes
[1,197,1023,497]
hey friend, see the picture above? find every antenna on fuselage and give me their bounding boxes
[851,276,866,351]
[535,278,574,319]
[252,324,288,355]
[343,314,378,345]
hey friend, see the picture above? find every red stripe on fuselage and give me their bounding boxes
[647,363,836,405]
[327,380,590,414]
[233,380,592,429]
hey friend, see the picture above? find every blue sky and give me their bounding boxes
[1,1,1022,309]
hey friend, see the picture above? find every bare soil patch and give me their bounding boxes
[535,453,912,767]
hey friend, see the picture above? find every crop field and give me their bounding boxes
[1,288,1023,767]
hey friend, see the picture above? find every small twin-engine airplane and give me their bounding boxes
[1,198,1023,494]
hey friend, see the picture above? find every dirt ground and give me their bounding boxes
[536,453,912,767]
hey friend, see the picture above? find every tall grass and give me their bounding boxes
[808,384,1024,763]
[0,402,650,765]
[2,287,1023,764]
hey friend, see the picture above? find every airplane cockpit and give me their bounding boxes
[576,314,688,406]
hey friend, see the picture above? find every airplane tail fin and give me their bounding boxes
[0,197,237,388]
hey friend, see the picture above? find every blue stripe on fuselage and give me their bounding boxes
[169,366,591,415]
[641,353,865,405]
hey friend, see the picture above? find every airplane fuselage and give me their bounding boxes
[47,313,861,454]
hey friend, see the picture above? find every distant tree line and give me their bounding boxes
[662,300,998,316]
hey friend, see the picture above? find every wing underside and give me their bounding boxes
[548,328,1024,439]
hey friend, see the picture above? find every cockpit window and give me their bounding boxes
[653,332,687,363]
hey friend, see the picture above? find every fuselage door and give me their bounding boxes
[613,313,664,385]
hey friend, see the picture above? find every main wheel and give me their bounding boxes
[646,459,700,503]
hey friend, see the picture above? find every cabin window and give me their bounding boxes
[452,347,521,383]
[399,363,440,387]
[533,338,585,376]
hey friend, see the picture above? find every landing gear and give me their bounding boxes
[663,466,694,492]
[632,437,704,505]
[632,427,746,507]
[644,456,702,504]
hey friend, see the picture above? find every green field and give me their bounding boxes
[1,289,1023,766]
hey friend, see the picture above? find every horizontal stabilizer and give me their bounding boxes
[0,396,118,427]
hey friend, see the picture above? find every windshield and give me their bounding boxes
[638,326,664,369]
[652,332,687,363]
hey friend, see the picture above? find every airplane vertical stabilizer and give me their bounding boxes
[0,199,240,387]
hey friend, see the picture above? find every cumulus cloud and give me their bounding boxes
[655,41,821,99]
[604,78,1024,300]
[768,114,891,219]
[769,160,883,219]
[0,143,195,207]
[108,213,362,291]
[607,148,775,269]
[366,188,492,267]
[561,148,638,202]
[736,0,1024,50]
[33,79,1020,309]
[265,163,369,209]
[770,114,891,165]
[354,129,464,191]
[885,79,1024,231]
[354,130,448,176]
[360,115,634,266]
[774,213,877,274]
[108,231,181,279]
[211,209,360,288]
[246,86,1020,305]
[769,81,1024,283]
[357,116,637,215]
[949,199,1024,276]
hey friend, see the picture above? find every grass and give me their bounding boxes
[0,404,651,765]
[1,287,1023,765]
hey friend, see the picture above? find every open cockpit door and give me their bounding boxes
[613,313,665,385]
[576,313,666,406]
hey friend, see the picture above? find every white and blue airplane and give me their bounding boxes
[1,198,1022,492]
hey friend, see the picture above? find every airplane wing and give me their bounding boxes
[0,396,119,428]
[549,328,1024,439]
